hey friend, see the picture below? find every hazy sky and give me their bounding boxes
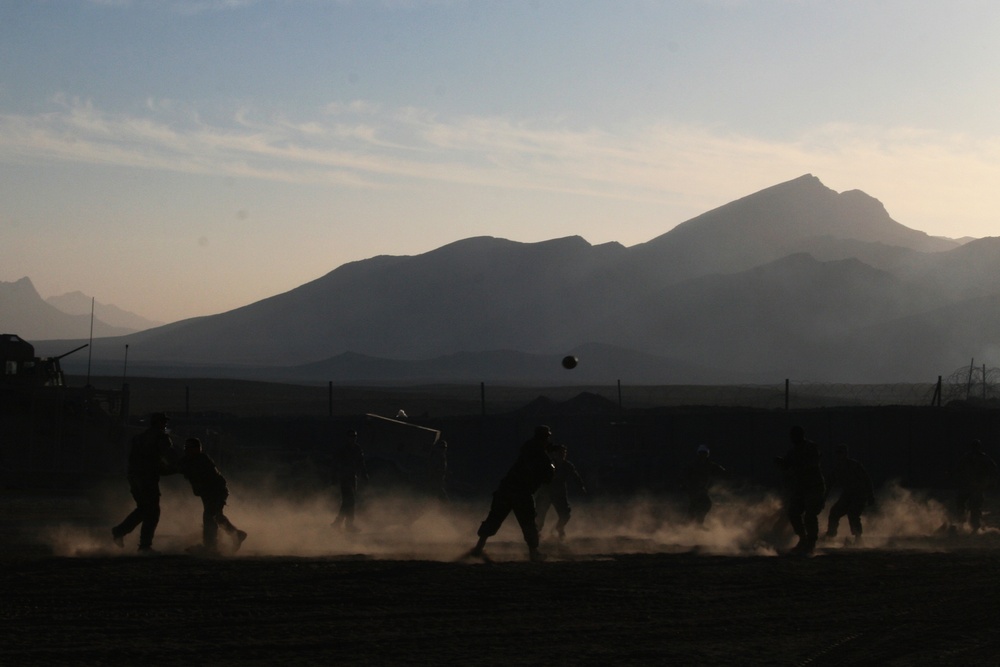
[2,1,999,324]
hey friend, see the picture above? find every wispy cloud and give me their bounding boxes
[2,96,999,233]
[87,0,261,12]
[87,0,464,12]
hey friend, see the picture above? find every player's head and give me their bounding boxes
[534,425,552,440]
[789,425,805,444]
[185,437,202,453]
[696,445,710,458]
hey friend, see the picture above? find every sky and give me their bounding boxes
[2,1,999,325]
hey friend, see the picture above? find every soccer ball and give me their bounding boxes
[561,355,578,370]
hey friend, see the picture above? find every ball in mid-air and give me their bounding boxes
[561,355,578,370]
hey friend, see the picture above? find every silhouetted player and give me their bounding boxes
[426,439,449,502]
[775,426,826,554]
[536,444,587,540]
[332,429,368,532]
[681,445,727,525]
[471,425,557,561]
[178,437,247,554]
[825,444,875,544]
[112,412,178,553]
[952,439,998,532]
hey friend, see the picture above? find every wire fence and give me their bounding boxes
[617,382,939,410]
[92,364,1000,422]
[614,365,1000,411]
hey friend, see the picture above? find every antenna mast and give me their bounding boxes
[86,297,94,386]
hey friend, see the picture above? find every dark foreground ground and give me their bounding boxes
[7,549,1000,667]
[4,496,1000,666]
[2,551,997,667]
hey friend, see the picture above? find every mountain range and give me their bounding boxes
[1,278,165,340]
[12,173,1000,384]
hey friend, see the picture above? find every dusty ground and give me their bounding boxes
[3,492,1000,666]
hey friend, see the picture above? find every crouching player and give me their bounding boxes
[180,438,247,554]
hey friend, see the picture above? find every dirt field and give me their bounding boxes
[3,491,1000,666]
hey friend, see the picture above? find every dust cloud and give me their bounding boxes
[40,478,992,560]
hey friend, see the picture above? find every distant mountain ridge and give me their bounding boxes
[25,174,998,384]
[46,291,165,332]
[0,278,163,341]
[626,174,954,283]
[1,278,132,340]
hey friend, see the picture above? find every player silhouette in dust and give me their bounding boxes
[681,445,727,525]
[112,412,179,553]
[332,429,369,533]
[470,425,557,561]
[950,438,998,533]
[535,444,587,540]
[178,437,247,555]
[775,426,826,555]
[824,444,876,545]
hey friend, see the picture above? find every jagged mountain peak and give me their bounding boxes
[1,278,134,340]
[622,175,957,288]
[6,276,40,294]
[655,174,915,243]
